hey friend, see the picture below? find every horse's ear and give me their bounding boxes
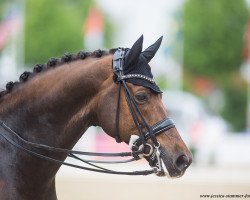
[141,36,163,63]
[124,35,143,67]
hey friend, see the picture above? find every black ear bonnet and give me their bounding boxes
[123,53,161,93]
[112,35,163,94]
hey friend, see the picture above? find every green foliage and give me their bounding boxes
[24,0,93,64]
[103,15,114,49]
[183,0,248,76]
[183,0,249,131]
[0,0,15,21]
[156,75,168,90]
[0,1,9,14]
[222,85,247,131]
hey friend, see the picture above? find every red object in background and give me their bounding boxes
[188,121,202,146]
[0,17,20,50]
[242,19,250,61]
[83,6,104,50]
[191,77,215,96]
[83,7,103,35]
[95,131,130,153]
[94,132,130,161]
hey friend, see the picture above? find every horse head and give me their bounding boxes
[96,35,192,177]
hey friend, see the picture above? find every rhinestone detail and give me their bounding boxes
[120,74,155,83]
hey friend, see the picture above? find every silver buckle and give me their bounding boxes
[152,142,164,176]
[142,143,154,157]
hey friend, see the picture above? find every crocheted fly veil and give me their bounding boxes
[121,35,163,93]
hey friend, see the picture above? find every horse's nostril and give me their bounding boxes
[175,155,190,171]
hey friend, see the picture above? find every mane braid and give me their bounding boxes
[6,81,14,92]
[19,71,31,82]
[61,53,73,63]
[47,58,59,67]
[109,48,119,54]
[0,48,115,99]
[33,64,44,73]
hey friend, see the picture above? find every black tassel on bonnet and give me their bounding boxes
[122,35,163,93]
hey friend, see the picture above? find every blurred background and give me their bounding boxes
[0,0,250,199]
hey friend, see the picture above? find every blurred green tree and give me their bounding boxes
[25,0,92,64]
[183,0,248,77]
[103,15,114,49]
[24,0,113,65]
[183,0,249,131]
[0,0,10,20]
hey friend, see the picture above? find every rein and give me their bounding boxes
[0,120,153,175]
[0,48,175,176]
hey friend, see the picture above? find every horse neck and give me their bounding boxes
[0,54,113,153]
[0,55,113,197]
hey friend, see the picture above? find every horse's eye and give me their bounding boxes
[135,93,148,102]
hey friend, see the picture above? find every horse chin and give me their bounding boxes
[152,161,185,178]
[160,160,186,178]
[155,147,187,178]
[144,151,186,178]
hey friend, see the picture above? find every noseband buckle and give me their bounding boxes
[129,136,164,175]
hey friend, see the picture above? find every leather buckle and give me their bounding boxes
[112,48,126,74]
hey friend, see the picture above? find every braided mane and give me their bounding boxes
[0,48,118,99]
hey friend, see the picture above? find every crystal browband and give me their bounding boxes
[119,74,155,83]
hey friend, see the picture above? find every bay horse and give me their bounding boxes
[0,35,192,200]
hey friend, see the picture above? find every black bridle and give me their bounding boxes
[112,48,175,174]
[0,49,175,176]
